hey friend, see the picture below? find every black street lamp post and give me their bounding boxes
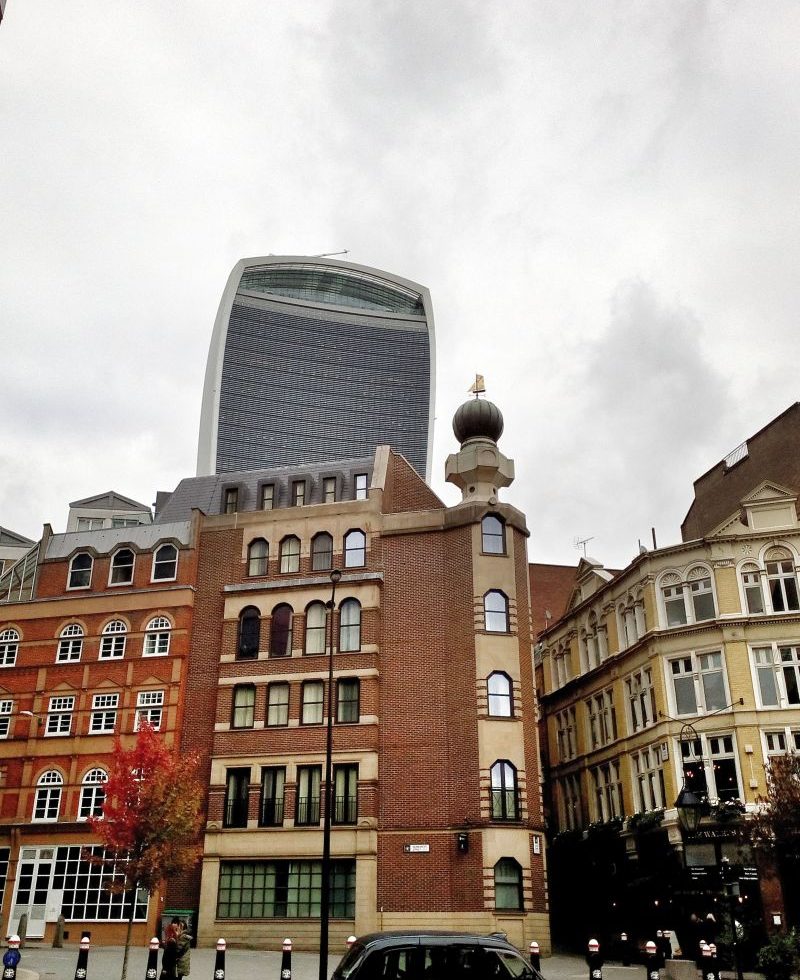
[319,568,342,980]
[673,723,744,980]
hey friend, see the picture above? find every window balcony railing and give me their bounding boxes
[259,799,285,827]
[223,798,249,828]
[296,796,320,826]
[332,795,358,825]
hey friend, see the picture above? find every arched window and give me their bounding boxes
[311,533,333,571]
[280,536,301,574]
[68,552,93,590]
[660,572,687,627]
[487,672,513,717]
[339,599,361,652]
[304,601,327,655]
[237,606,261,660]
[109,548,135,586]
[57,623,83,663]
[270,604,293,657]
[79,768,107,820]
[344,529,366,568]
[0,628,20,668]
[33,770,63,821]
[152,543,178,581]
[231,684,256,729]
[144,616,171,656]
[490,760,519,820]
[247,538,269,577]
[484,591,509,633]
[494,857,523,910]
[481,514,506,554]
[740,561,765,614]
[687,566,716,621]
[100,620,127,659]
[765,547,800,612]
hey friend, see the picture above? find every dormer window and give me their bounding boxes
[224,487,239,514]
[68,553,93,590]
[152,544,178,581]
[323,477,337,503]
[109,549,135,586]
[291,481,306,507]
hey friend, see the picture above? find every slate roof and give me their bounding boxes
[69,490,152,511]
[0,526,35,548]
[155,455,376,523]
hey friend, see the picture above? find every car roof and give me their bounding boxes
[350,931,518,950]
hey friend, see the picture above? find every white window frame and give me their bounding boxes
[78,768,108,820]
[625,666,656,734]
[586,688,616,749]
[762,726,800,761]
[677,731,743,803]
[666,649,729,718]
[590,760,623,822]
[0,628,20,668]
[750,642,800,708]
[89,693,119,734]
[631,744,666,812]
[143,617,171,657]
[135,690,164,731]
[67,552,93,590]
[0,698,12,739]
[57,623,83,663]
[657,566,718,630]
[100,620,127,660]
[33,770,63,821]
[45,695,75,736]
[108,548,135,587]
[151,544,178,582]
[738,560,767,615]
[354,473,368,500]
[279,536,300,574]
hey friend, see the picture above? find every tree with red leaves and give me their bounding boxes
[88,723,204,980]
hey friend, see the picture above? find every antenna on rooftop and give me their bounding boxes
[315,250,350,257]
[573,535,594,558]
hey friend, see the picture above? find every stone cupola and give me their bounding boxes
[445,379,515,504]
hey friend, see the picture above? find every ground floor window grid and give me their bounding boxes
[216,859,355,919]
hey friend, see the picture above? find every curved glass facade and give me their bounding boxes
[199,257,435,480]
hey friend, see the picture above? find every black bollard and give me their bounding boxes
[144,936,159,980]
[644,941,659,980]
[346,936,357,950]
[280,937,292,980]
[2,935,22,980]
[73,934,90,980]
[214,938,227,980]
[620,932,631,967]
[529,941,541,973]
[587,939,603,980]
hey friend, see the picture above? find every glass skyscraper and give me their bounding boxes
[197,256,435,480]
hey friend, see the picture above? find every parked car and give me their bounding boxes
[331,930,540,979]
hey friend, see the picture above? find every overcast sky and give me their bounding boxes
[2,2,798,570]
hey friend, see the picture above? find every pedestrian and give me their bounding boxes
[175,918,192,979]
[161,920,179,980]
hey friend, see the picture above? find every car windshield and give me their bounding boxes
[332,943,367,979]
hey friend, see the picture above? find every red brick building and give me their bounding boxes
[0,515,199,944]
[154,397,550,951]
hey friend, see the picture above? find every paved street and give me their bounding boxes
[2,946,704,980]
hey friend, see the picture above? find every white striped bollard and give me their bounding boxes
[529,941,540,972]
[214,938,226,979]
[280,937,292,980]
[144,937,159,980]
[73,934,90,980]
[347,936,357,950]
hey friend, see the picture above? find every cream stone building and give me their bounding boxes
[537,480,800,950]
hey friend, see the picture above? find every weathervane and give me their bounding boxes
[468,374,486,398]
